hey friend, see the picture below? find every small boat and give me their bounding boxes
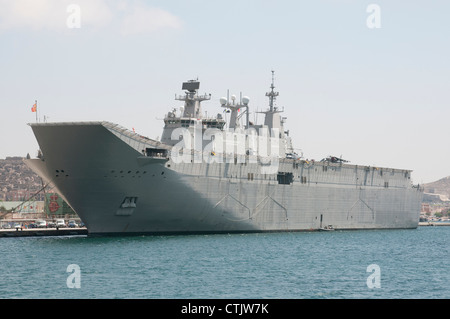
[319,225,335,231]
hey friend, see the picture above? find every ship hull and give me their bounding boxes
[25,122,423,236]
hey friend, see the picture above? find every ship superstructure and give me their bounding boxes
[24,73,423,235]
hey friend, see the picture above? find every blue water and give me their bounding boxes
[0,227,448,299]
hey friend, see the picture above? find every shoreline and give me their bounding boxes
[0,227,87,237]
[418,222,450,226]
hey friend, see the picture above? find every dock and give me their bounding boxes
[0,228,87,238]
[418,222,450,227]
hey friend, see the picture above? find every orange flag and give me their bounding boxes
[31,103,37,112]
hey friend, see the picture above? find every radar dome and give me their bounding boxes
[220,97,228,105]
[242,96,250,105]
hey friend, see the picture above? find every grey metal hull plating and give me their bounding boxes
[25,122,423,235]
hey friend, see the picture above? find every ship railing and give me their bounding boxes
[175,93,211,101]
[169,149,279,163]
[103,121,166,149]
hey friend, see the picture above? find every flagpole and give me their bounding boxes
[35,100,38,123]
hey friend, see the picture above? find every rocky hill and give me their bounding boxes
[422,176,450,203]
[423,176,450,196]
[0,156,46,201]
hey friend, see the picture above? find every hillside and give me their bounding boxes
[423,176,450,196]
[0,156,47,201]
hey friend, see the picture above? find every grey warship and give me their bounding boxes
[24,73,424,235]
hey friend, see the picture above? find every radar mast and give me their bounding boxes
[175,80,211,119]
[266,70,279,112]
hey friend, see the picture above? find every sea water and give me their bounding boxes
[0,226,448,299]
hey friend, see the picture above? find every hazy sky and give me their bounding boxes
[0,0,449,184]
